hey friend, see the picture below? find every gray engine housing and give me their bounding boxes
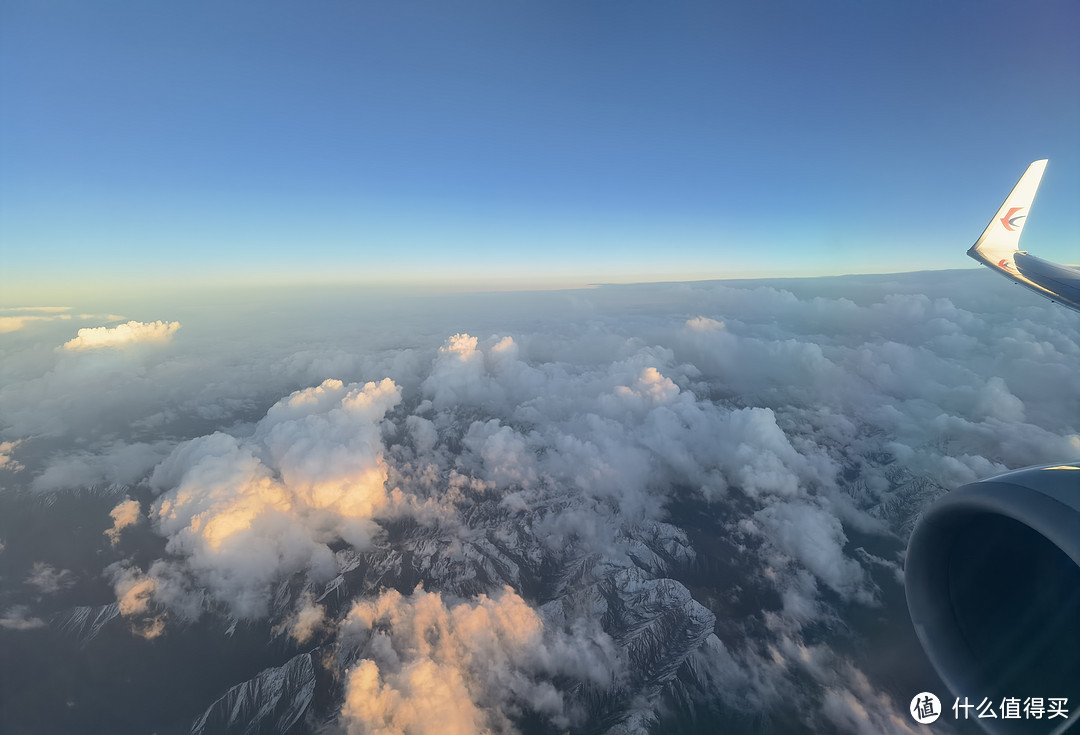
[906,463,1080,734]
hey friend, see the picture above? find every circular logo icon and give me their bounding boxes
[910,692,941,724]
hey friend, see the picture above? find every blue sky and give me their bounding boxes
[2,0,1078,297]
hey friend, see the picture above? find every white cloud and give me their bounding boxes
[0,307,73,334]
[105,497,143,545]
[0,605,45,630]
[339,586,612,735]
[1,273,1077,731]
[32,441,173,492]
[287,594,326,644]
[62,320,180,350]
[0,439,22,471]
[107,562,157,616]
[127,378,402,619]
[76,313,127,322]
[747,500,875,604]
[817,668,919,735]
[8,306,72,312]
[24,562,75,594]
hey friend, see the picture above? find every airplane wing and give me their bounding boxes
[967,159,1080,313]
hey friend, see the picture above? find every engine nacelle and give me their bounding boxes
[905,463,1080,734]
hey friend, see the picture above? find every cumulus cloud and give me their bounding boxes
[24,562,75,595]
[32,441,173,492]
[105,562,168,639]
[107,562,157,616]
[2,272,1078,732]
[339,586,613,735]
[0,316,336,446]
[421,331,832,511]
[122,378,402,619]
[286,594,326,644]
[811,661,920,734]
[105,497,143,545]
[745,500,876,604]
[0,439,22,471]
[0,605,46,631]
[0,307,129,335]
[62,320,180,350]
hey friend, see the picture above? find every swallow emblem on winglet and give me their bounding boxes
[968,160,1080,313]
[999,207,1025,231]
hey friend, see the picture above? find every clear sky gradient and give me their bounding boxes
[2,0,1079,297]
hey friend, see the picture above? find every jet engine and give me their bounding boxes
[905,463,1080,733]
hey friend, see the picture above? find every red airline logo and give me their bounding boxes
[1000,207,1025,231]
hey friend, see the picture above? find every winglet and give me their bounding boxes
[968,160,1048,272]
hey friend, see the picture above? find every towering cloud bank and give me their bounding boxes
[62,319,180,350]
[339,586,615,735]
[122,378,401,621]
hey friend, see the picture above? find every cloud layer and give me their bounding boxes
[1,271,1077,733]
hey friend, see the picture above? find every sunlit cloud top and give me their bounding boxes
[62,320,180,351]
